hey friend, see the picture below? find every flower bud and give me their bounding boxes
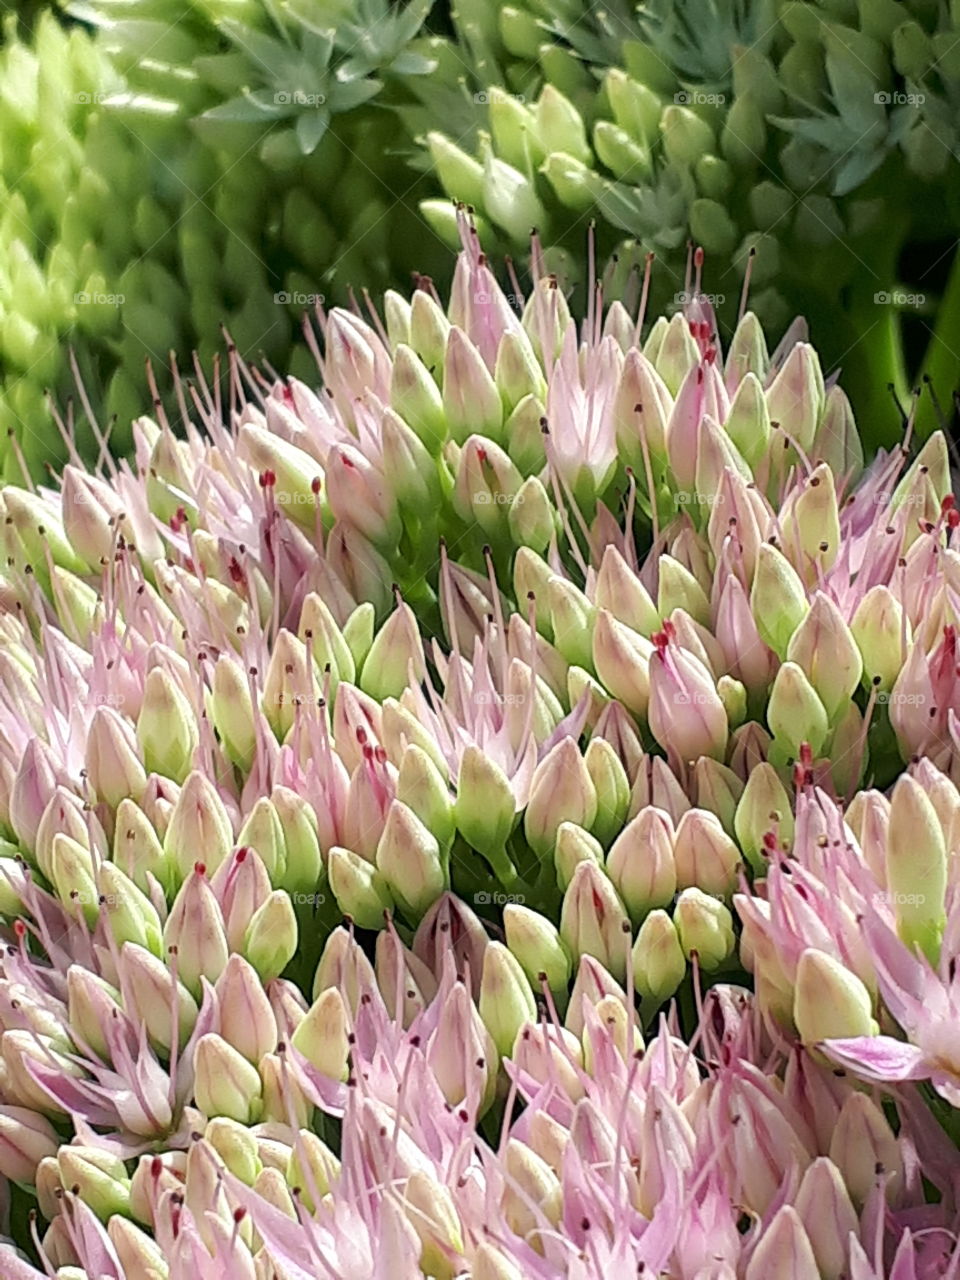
[788,588,865,721]
[291,986,350,1081]
[85,705,147,809]
[204,1116,262,1185]
[767,661,830,757]
[479,941,537,1059]
[507,474,555,552]
[674,888,735,970]
[397,744,454,854]
[113,797,169,893]
[794,949,878,1045]
[511,1023,584,1101]
[612,347,671,467]
[194,1033,263,1124]
[108,1217,169,1277]
[57,1146,131,1220]
[98,860,164,955]
[744,1206,819,1280]
[583,736,630,849]
[285,1129,340,1213]
[503,903,572,993]
[261,629,323,741]
[163,865,230,998]
[211,654,257,772]
[595,544,659,636]
[328,846,394,930]
[735,762,795,872]
[243,890,298,982]
[360,599,427,702]
[454,744,518,866]
[793,1157,858,1280]
[137,667,197,784]
[426,980,498,1116]
[381,406,442,510]
[560,860,631,982]
[673,808,740,899]
[325,442,400,547]
[119,942,198,1053]
[592,609,652,716]
[0,1106,59,1183]
[297,592,355,695]
[375,800,446,920]
[723,371,772,467]
[443,327,503,444]
[375,930,437,1027]
[239,423,323,528]
[850,586,907,692]
[524,737,598,858]
[549,576,597,671]
[649,628,727,764]
[555,822,604,893]
[829,1092,903,1206]
[606,807,677,922]
[502,1139,562,1240]
[750,542,809,660]
[236,798,286,884]
[49,832,99,927]
[163,770,234,881]
[452,435,523,534]
[887,774,947,963]
[657,554,711,627]
[215,954,278,1065]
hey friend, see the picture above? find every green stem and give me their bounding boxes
[915,240,960,439]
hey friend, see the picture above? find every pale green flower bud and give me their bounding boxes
[194,1033,262,1124]
[560,861,631,982]
[480,941,538,1059]
[657,555,710,628]
[887,775,947,964]
[555,822,604,894]
[211,654,257,773]
[723,371,771,467]
[455,745,516,863]
[360,598,427,702]
[136,667,197,784]
[524,737,598,858]
[850,585,907,692]
[328,846,394,930]
[583,736,630,849]
[397,744,455,853]
[120,941,198,1053]
[298,592,356,696]
[376,801,447,920]
[592,609,652,717]
[291,986,350,1081]
[390,345,446,452]
[286,1130,340,1213]
[204,1116,262,1185]
[85,706,147,809]
[57,1146,130,1220]
[829,1093,903,1207]
[503,903,572,992]
[443,327,503,445]
[261,629,322,741]
[674,888,735,970]
[236,797,286,884]
[163,769,234,882]
[508,475,555,552]
[243,890,298,982]
[595,544,659,636]
[271,785,323,893]
[751,542,810,659]
[735,762,795,872]
[787,592,863,722]
[427,132,485,207]
[631,909,686,1004]
[606,807,677,923]
[238,423,323,529]
[767,661,830,757]
[793,949,878,1045]
[673,808,740,899]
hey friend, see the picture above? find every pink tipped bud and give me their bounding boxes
[194,1033,263,1124]
[744,1205,819,1280]
[887,774,947,963]
[734,762,794,872]
[503,903,572,992]
[794,1157,859,1280]
[794,949,878,1045]
[765,341,824,452]
[0,1106,59,1183]
[85,705,147,809]
[426,980,498,1117]
[444,326,504,444]
[592,609,653,716]
[559,859,631,982]
[451,434,524,535]
[163,769,234,882]
[673,807,740,898]
[829,1092,903,1206]
[479,941,537,1059]
[375,800,447,920]
[649,625,728,764]
[524,737,598,858]
[215,954,278,1065]
[163,864,229,998]
[606,806,677,922]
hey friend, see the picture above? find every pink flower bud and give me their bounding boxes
[163,769,234,882]
[592,609,653,716]
[426,979,498,1116]
[524,737,598,857]
[794,1157,859,1280]
[215,954,278,1065]
[559,859,632,982]
[163,863,230,997]
[744,1205,819,1280]
[673,808,740,898]
[828,1092,903,1206]
[649,624,728,764]
[194,1032,263,1124]
[606,806,677,922]
[0,1105,59,1183]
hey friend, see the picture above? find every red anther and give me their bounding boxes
[228,557,244,584]
[356,726,368,745]
[233,1207,246,1223]
[374,746,388,765]
[13,920,25,939]
[182,557,195,575]
[799,742,813,768]
[235,847,249,863]
[342,454,355,469]
[194,861,207,877]
[259,469,276,488]
[762,831,779,851]
[282,384,295,405]
[696,365,704,384]
[476,446,488,464]
[362,742,374,762]
[170,506,188,533]
[949,510,960,529]
[942,494,956,512]
[704,346,717,364]
[151,1156,163,1178]
[311,476,322,494]
[694,246,704,268]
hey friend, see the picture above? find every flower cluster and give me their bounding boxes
[0,227,958,1276]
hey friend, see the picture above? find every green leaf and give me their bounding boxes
[329,75,383,112]
[832,146,886,196]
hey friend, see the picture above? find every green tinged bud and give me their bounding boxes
[427,131,485,207]
[689,197,738,254]
[390,346,447,453]
[583,736,630,849]
[98,861,164,955]
[360,599,426,702]
[57,1146,130,1221]
[850,586,907,692]
[559,860,631,982]
[204,1116,262,1185]
[481,148,546,244]
[291,986,350,1081]
[238,424,322,529]
[541,153,597,213]
[455,745,516,861]
[444,327,503,445]
[735,762,795,872]
[794,949,878,1045]
[751,543,810,659]
[298,592,355,696]
[555,822,604,893]
[237,798,286,883]
[767,661,830,757]
[329,846,394,930]
[607,806,676,923]
[887,775,947,964]
[779,463,840,585]
[397,744,455,853]
[674,887,735,970]
[480,940,537,1058]
[503,902,572,992]
[593,120,651,181]
[524,738,598,858]
[137,667,198,783]
[724,371,772,467]
[536,85,591,164]
[549,576,597,670]
[657,555,710,628]
[376,800,447,919]
[272,785,323,893]
[243,890,297,982]
[211,655,257,772]
[787,592,862,723]
[631,909,685,1004]
[163,770,233,882]
[194,1033,262,1124]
